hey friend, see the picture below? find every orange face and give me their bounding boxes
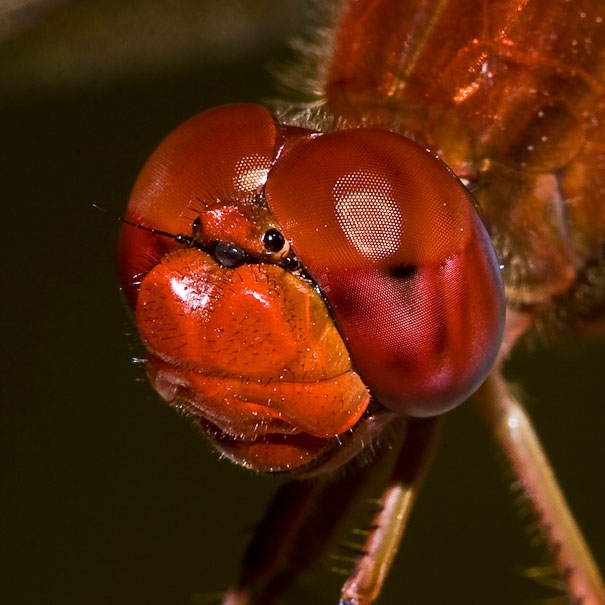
[118,103,505,473]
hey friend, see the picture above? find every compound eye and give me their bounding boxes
[214,242,247,267]
[265,128,505,418]
[262,228,287,253]
[118,103,278,307]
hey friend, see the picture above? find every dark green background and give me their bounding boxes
[2,2,604,604]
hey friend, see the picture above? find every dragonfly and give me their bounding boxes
[118,0,605,603]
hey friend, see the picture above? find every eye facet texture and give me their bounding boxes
[265,128,505,417]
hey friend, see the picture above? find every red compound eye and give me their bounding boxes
[118,103,278,307]
[265,128,505,417]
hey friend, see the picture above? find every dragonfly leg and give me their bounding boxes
[221,441,397,605]
[339,416,441,605]
[472,369,605,605]
[221,478,326,605]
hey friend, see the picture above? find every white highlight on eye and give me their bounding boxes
[234,154,269,192]
[333,170,402,260]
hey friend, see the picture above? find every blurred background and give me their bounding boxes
[1,1,604,604]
